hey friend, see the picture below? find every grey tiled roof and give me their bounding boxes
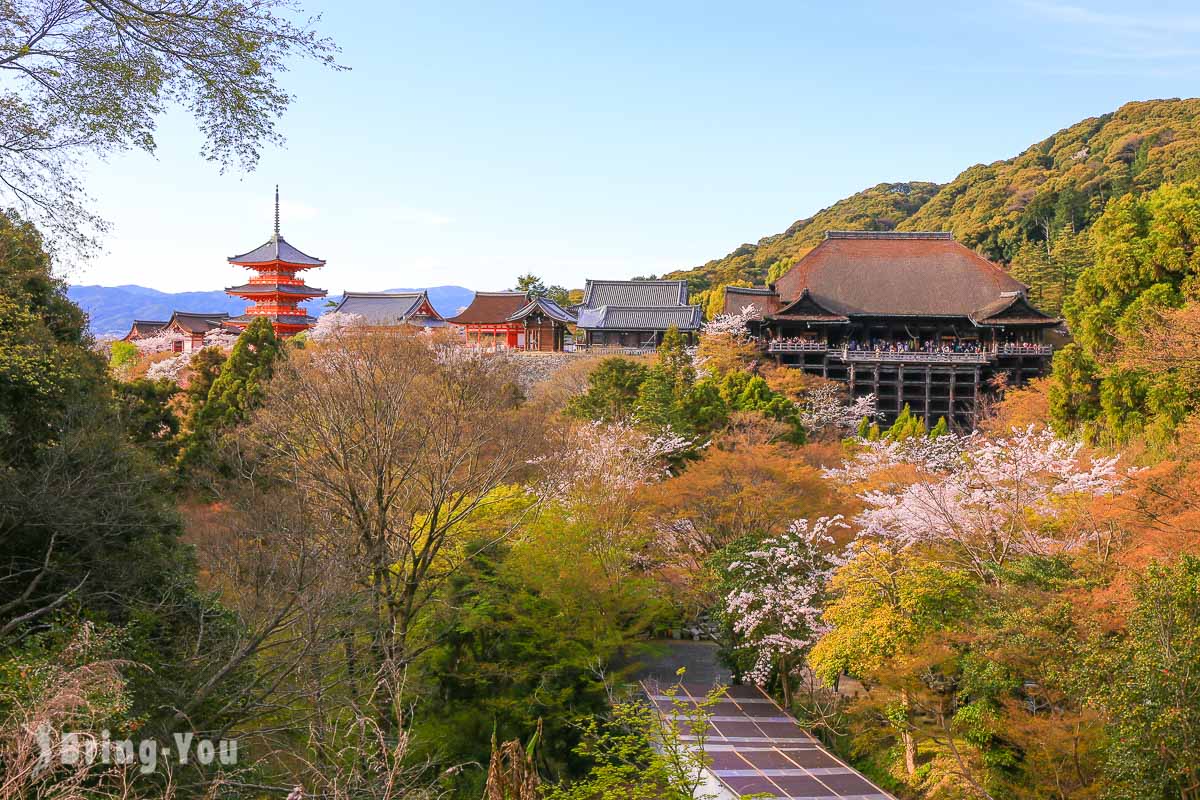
[581,279,689,308]
[507,296,577,324]
[229,234,325,266]
[331,292,448,326]
[168,311,231,333]
[576,305,702,331]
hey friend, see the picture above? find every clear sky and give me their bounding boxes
[70,0,1200,295]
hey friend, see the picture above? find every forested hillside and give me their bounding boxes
[674,98,1200,318]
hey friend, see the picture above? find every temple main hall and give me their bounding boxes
[725,231,1062,428]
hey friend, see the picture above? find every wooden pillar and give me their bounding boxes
[949,368,957,425]
[897,364,905,415]
[924,366,932,425]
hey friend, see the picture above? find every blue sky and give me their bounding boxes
[71,0,1200,294]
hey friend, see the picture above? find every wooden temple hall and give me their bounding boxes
[725,231,1062,428]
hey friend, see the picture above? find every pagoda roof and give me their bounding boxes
[576,305,702,332]
[771,230,1047,321]
[448,291,528,325]
[723,286,780,320]
[580,279,689,308]
[229,233,325,267]
[331,291,449,327]
[168,311,231,333]
[225,282,328,298]
[228,313,316,326]
[506,296,577,324]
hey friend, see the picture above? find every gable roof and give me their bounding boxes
[331,292,448,326]
[769,288,850,323]
[971,292,1061,326]
[723,285,780,319]
[448,291,528,324]
[772,230,1039,319]
[123,319,168,339]
[506,296,577,324]
[580,279,689,308]
[225,282,328,298]
[229,234,325,267]
[576,305,703,331]
[168,311,231,334]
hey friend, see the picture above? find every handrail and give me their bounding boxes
[765,341,828,352]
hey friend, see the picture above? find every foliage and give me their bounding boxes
[0,0,341,251]
[565,357,650,422]
[542,683,726,800]
[1092,556,1200,798]
[113,377,181,463]
[415,511,666,794]
[108,340,138,376]
[1052,180,1200,444]
[178,315,282,472]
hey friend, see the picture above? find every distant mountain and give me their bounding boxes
[68,284,476,335]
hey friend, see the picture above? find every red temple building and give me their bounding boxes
[225,188,327,336]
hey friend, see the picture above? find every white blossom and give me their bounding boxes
[701,305,758,339]
[830,425,1127,578]
[723,516,847,686]
[133,329,186,354]
[798,384,878,435]
[533,419,693,503]
[309,311,366,342]
[145,352,191,382]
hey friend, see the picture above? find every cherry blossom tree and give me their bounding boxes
[798,384,878,436]
[309,311,365,342]
[202,327,241,350]
[535,419,692,504]
[721,516,847,702]
[145,352,191,382]
[830,425,1126,583]
[700,305,758,339]
[132,328,186,354]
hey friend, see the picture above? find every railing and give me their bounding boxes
[837,349,991,364]
[995,344,1053,356]
[766,341,828,353]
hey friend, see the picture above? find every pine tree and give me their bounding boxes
[929,416,949,437]
[179,317,283,472]
[857,416,871,439]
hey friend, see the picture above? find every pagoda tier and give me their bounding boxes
[225,188,327,336]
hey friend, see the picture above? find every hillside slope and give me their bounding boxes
[669,98,1200,312]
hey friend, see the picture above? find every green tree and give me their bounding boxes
[1095,556,1200,798]
[179,316,283,471]
[108,340,139,376]
[514,273,548,297]
[0,0,341,250]
[1052,181,1200,442]
[566,357,650,422]
[114,377,181,463]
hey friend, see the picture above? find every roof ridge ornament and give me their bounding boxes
[274,184,281,239]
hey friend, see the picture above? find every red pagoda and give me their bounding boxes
[225,187,327,336]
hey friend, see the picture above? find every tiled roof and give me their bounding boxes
[331,292,448,326]
[125,319,168,338]
[506,296,577,324]
[723,286,780,319]
[229,234,325,267]
[769,289,850,323]
[225,282,327,298]
[168,311,231,333]
[971,293,1061,326]
[576,305,702,331]
[581,279,689,308]
[773,231,1034,318]
[448,291,527,324]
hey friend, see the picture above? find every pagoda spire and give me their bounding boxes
[274,184,280,238]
